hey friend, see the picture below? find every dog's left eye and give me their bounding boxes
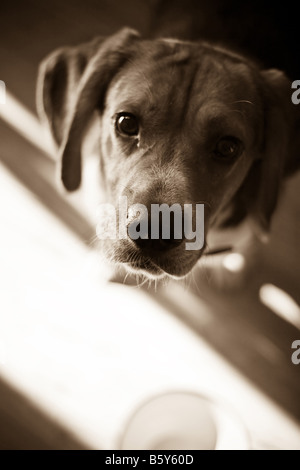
[213,136,244,160]
[115,113,139,136]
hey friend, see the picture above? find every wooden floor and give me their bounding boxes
[0,0,299,449]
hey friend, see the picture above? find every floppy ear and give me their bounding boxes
[223,69,300,238]
[250,69,291,234]
[36,27,140,191]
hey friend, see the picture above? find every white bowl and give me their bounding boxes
[119,391,250,450]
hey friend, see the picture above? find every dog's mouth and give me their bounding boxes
[104,235,206,279]
[123,256,165,278]
[120,248,203,279]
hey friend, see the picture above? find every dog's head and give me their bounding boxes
[37,27,300,279]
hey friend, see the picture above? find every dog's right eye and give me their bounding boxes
[213,136,244,161]
[115,113,139,136]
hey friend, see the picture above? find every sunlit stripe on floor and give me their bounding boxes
[259,284,300,330]
[0,89,55,159]
[222,253,245,273]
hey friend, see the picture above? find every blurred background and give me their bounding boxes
[0,0,299,450]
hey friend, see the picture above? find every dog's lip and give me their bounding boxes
[122,245,206,278]
[125,258,163,275]
[125,255,196,279]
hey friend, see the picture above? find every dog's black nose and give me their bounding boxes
[127,211,184,252]
[134,232,184,252]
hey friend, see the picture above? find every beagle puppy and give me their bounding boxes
[37,27,300,279]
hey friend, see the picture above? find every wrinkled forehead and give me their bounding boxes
[105,40,263,141]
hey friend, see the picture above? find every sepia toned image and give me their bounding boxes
[0,0,299,451]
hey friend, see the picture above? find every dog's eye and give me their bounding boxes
[115,113,139,136]
[214,137,243,160]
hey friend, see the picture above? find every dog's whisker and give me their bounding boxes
[123,271,130,285]
[88,234,100,247]
[193,200,212,210]
[187,271,193,290]
[229,108,245,117]
[191,269,199,293]
[232,100,254,105]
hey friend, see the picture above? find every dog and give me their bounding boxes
[36,26,300,280]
